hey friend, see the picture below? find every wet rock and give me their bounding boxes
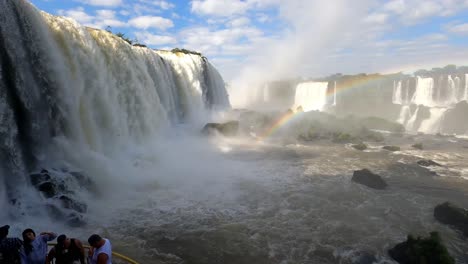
[434,202,468,237]
[38,182,57,198]
[388,232,454,264]
[59,195,87,213]
[352,169,387,190]
[29,172,51,186]
[351,143,367,151]
[411,143,423,150]
[417,159,441,167]
[202,121,239,136]
[382,145,400,151]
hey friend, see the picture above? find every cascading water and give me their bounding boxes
[465,74,468,101]
[293,81,329,111]
[392,80,403,105]
[0,0,229,219]
[411,77,435,107]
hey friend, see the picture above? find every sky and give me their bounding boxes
[28,0,468,83]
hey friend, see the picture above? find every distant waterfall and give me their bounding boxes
[465,74,468,101]
[293,82,329,112]
[392,81,403,104]
[411,77,435,106]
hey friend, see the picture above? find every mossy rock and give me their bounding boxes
[412,143,424,150]
[352,143,367,151]
[383,145,400,151]
[434,202,468,237]
[332,132,354,143]
[388,232,454,264]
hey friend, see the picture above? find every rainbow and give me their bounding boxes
[257,109,299,140]
[258,73,398,139]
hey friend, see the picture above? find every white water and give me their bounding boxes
[418,108,447,134]
[293,81,329,112]
[0,0,229,218]
[411,77,435,106]
[392,80,403,104]
[465,74,468,101]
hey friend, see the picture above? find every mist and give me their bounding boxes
[229,0,372,108]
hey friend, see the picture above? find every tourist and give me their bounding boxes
[0,225,23,264]
[20,228,56,264]
[87,234,112,264]
[47,234,85,264]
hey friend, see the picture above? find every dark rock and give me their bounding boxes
[434,202,468,237]
[202,121,239,136]
[66,213,86,227]
[411,143,423,150]
[388,232,454,264]
[352,169,387,190]
[383,145,400,151]
[29,172,51,186]
[38,182,57,198]
[59,195,87,213]
[417,159,441,167]
[351,143,367,151]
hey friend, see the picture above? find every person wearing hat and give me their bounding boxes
[0,225,23,264]
[47,234,85,264]
[20,228,56,264]
[87,234,112,264]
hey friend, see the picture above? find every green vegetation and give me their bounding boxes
[412,143,423,150]
[171,48,202,56]
[389,232,454,264]
[352,143,367,151]
[105,26,145,46]
[332,132,354,143]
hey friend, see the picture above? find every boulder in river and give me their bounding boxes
[417,159,441,167]
[352,169,387,190]
[202,121,239,136]
[388,232,454,264]
[434,202,468,237]
[382,145,400,151]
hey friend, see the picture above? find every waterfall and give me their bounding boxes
[392,80,403,104]
[293,82,329,112]
[0,0,229,216]
[419,108,447,134]
[465,74,468,101]
[446,75,459,105]
[405,107,420,131]
[333,81,337,106]
[411,77,435,106]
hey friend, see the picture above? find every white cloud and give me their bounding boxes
[135,32,177,45]
[76,0,123,7]
[448,23,468,35]
[58,7,94,24]
[191,0,250,17]
[128,16,174,30]
[58,7,126,29]
[256,13,270,23]
[227,17,250,27]
[137,0,175,10]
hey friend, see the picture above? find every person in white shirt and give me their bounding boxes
[87,234,112,264]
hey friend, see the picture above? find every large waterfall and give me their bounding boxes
[0,0,229,218]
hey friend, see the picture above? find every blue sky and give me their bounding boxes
[29,0,468,81]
